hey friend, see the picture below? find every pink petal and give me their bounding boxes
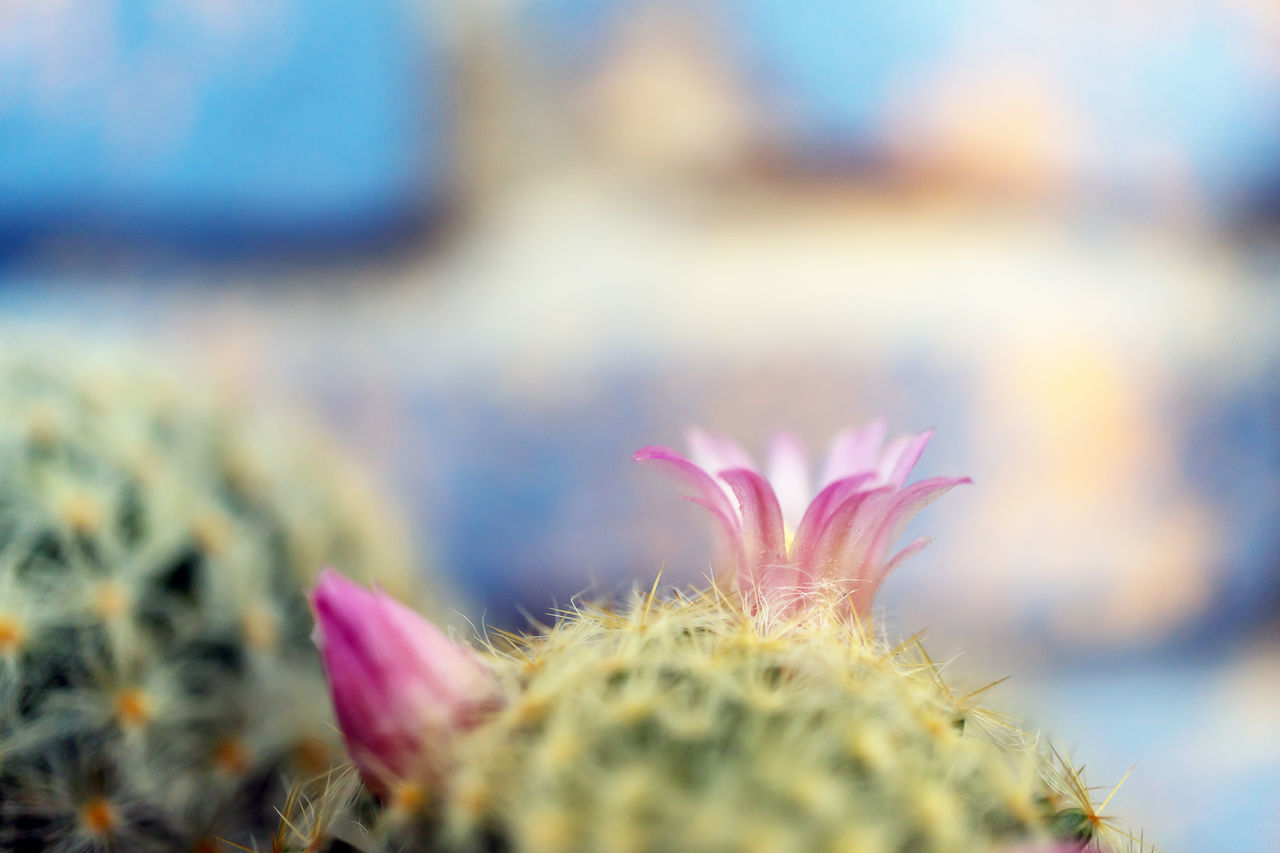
[859,477,971,584]
[312,571,428,782]
[881,535,933,575]
[636,424,970,618]
[818,418,886,487]
[845,536,933,613]
[633,446,741,526]
[685,427,757,475]
[789,473,878,565]
[798,484,894,583]
[766,431,811,534]
[682,496,746,582]
[718,468,788,590]
[878,429,934,488]
[379,595,494,715]
[314,617,422,781]
[880,477,970,552]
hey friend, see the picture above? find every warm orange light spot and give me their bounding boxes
[26,407,59,447]
[223,451,267,498]
[846,728,891,771]
[114,688,152,728]
[543,731,581,767]
[521,809,573,851]
[194,511,232,556]
[60,493,102,535]
[521,657,545,675]
[914,787,960,841]
[240,604,279,652]
[513,696,548,725]
[0,616,25,653]
[919,710,956,743]
[389,781,427,815]
[212,737,250,775]
[615,697,655,723]
[454,774,491,818]
[593,656,626,676]
[80,798,117,836]
[93,582,129,620]
[1004,790,1039,825]
[294,738,334,775]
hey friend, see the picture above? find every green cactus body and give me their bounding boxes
[0,351,430,851]
[293,590,1138,853]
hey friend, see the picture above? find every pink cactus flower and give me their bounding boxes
[634,419,970,614]
[310,569,500,793]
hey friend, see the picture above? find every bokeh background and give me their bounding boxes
[3,1,1279,849]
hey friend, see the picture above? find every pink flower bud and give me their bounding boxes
[310,569,500,793]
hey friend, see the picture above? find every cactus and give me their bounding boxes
[294,585,1141,853]
[0,348,434,851]
[463,595,1052,853]
[288,424,1149,853]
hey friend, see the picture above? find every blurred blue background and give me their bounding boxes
[0,0,450,255]
[4,1,1280,849]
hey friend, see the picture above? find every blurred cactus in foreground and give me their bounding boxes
[291,425,1149,853]
[0,347,433,851]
